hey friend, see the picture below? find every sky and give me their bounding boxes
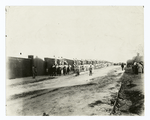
[6,6,144,63]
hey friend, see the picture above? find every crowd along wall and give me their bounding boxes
[7,55,113,79]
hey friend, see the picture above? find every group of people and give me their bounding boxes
[47,64,94,77]
[132,62,144,78]
[74,64,94,76]
[122,61,144,78]
[47,64,72,76]
[32,63,105,79]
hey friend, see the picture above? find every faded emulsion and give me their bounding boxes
[6,6,144,116]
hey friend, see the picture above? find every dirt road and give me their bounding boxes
[6,66,124,116]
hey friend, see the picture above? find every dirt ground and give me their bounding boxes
[6,66,144,116]
[113,72,144,116]
[6,66,123,116]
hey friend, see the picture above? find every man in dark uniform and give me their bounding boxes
[32,66,37,79]
[67,65,70,74]
[89,64,93,76]
[121,63,124,71]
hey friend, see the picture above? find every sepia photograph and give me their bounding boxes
[5,6,144,116]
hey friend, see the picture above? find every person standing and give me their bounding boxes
[67,65,70,74]
[73,64,76,73]
[61,65,63,75]
[135,62,138,74]
[52,64,55,76]
[69,65,72,73]
[76,65,80,76]
[59,65,62,76]
[89,64,93,76]
[121,63,124,71]
[137,63,143,78]
[139,62,144,73]
[55,64,57,76]
[63,65,66,75]
[32,66,35,79]
[132,62,137,75]
[32,66,37,79]
[57,65,60,76]
[34,66,37,78]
